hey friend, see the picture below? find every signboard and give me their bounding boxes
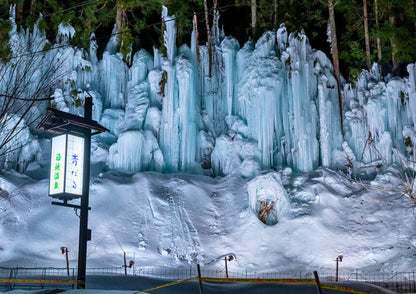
[65,135,84,195]
[49,135,66,195]
[49,134,85,198]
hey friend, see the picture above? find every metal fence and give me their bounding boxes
[1,266,415,293]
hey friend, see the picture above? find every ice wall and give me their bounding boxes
[2,7,416,177]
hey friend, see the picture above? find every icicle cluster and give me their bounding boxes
[2,6,416,177]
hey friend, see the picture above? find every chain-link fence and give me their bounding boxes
[1,266,415,293]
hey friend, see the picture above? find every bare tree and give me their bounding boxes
[374,0,382,62]
[363,0,371,70]
[251,0,257,37]
[258,200,276,224]
[343,133,416,207]
[389,15,399,73]
[0,34,66,165]
[203,0,212,77]
[328,0,343,131]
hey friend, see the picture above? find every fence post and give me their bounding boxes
[197,264,204,294]
[41,268,46,289]
[8,268,13,291]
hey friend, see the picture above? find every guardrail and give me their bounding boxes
[1,266,415,293]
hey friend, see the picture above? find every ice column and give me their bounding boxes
[221,37,240,116]
[159,7,180,172]
[237,32,285,169]
[176,46,198,171]
[287,32,319,171]
[99,51,127,109]
[314,50,343,168]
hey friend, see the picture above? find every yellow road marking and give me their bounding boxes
[0,279,76,284]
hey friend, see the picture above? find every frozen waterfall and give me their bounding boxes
[2,6,416,178]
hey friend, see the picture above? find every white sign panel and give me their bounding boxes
[49,134,67,195]
[64,135,85,195]
[49,134,85,197]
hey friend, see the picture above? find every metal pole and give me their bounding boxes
[124,252,127,276]
[77,97,93,289]
[313,271,323,294]
[225,257,228,279]
[197,264,204,294]
[335,257,339,282]
[65,248,70,276]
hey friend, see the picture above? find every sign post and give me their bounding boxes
[38,96,108,289]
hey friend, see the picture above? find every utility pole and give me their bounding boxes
[76,97,93,289]
[124,252,127,276]
[224,255,234,279]
[224,256,229,279]
[61,246,70,276]
[335,254,343,282]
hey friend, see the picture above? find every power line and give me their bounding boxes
[9,0,102,27]
[0,94,53,101]
[2,2,242,61]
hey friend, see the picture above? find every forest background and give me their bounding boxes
[0,0,415,82]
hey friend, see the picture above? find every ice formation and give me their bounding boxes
[1,6,416,178]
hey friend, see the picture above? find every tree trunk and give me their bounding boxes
[213,0,218,42]
[389,15,399,73]
[328,0,343,131]
[193,12,200,61]
[203,0,212,77]
[412,0,416,30]
[363,0,371,70]
[251,0,257,37]
[116,3,127,45]
[273,0,278,30]
[30,0,36,16]
[374,0,382,62]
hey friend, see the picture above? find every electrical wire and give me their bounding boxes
[1,2,243,61]
[8,0,102,27]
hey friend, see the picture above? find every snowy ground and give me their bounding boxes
[1,166,416,275]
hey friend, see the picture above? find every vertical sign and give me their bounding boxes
[65,134,85,195]
[49,134,66,195]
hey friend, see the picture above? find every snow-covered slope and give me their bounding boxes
[2,6,416,276]
[1,168,415,273]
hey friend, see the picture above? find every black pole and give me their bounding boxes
[336,258,339,282]
[313,271,323,294]
[224,257,229,279]
[76,97,93,289]
[124,252,127,276]
[65,248,69,276]
[197,264,204,294]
